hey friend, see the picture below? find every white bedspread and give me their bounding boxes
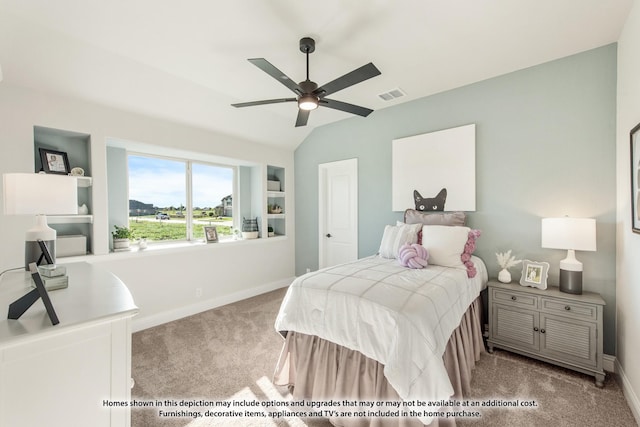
[274,255,487,424]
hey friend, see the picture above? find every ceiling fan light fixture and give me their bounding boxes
[298,94,318,111]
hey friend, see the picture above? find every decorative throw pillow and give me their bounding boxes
[420,225,471,268]
[398,243,429,269]
[462,229,482,278]
[403,209,466,226]
[378,223,422,259]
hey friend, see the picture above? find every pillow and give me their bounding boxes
[421,225,470,267]
[378,223,422,259]
[404,209,466,226]
[398,243,429,269]
[421,226,481,277]
[462,229,482,278]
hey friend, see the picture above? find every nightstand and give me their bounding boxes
[487,280,606,387]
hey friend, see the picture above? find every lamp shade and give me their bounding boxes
[3,173,78,215]
[541,217,596,252]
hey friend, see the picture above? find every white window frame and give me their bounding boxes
[127,151,237,243]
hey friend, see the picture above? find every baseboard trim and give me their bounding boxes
[616,359,640,425]
[603,354,616,373]
[131,276,294,332]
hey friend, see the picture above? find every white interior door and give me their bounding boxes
[319,158,358,269]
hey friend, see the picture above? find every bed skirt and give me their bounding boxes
[273,297,484,427]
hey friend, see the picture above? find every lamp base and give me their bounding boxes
[25,239,56,270]
[559,269,582,294]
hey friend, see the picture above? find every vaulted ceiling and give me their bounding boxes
[0,1,632,149]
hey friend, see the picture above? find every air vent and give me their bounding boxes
[378,87,406,101]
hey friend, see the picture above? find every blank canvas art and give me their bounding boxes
[392,124,476,212]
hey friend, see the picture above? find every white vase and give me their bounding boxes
[498,268,512,283]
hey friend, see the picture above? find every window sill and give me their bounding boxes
[56,235,288,264]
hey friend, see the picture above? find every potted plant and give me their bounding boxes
[112,225,133,250]
[268,226,275,237]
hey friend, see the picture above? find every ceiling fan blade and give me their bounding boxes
[320,98,374,117]
[314,62,381,98]
[295,109,310,127]
[231,98,296,108]
[248,58,302,94]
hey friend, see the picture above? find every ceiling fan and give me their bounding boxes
[231,37,381,127]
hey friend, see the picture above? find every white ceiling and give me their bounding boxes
[0,1,633,149]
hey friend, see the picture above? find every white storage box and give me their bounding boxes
[267,180,281,191]
[56,235,87,257]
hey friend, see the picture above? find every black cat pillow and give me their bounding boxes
[414,188,447,211]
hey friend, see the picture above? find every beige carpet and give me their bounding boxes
[131,287,637,427]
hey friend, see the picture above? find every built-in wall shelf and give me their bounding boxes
[34,126,94,256]
[48,215,94,224]
[76,176,92,187]
[266,165,286,237]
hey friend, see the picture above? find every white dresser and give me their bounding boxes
[0,262,138,427]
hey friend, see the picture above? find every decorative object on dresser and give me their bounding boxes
[2,173,78,269]
[541,217,597,294]
[487,280,606,387]
[519,259,549,290]
[495,249,522,283]
[8,263,59,325]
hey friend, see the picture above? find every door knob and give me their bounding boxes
[326,233,332,238]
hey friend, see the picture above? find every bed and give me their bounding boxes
[273,211,488,427]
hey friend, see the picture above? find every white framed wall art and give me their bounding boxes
[392,123,476,212]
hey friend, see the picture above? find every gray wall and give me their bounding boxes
[294,44,617,354]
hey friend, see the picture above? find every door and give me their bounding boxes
[319,158,358,269]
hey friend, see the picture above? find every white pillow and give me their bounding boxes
[421,225,470,267]
[378,223,422,259]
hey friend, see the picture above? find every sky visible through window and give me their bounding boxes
[128,155,233,210]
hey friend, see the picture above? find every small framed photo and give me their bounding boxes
[519,260,549,290]
[630,121,640,233]
[39,148,71,175]
[204,226,218,243]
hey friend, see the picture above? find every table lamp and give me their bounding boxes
[541,217,596,294]
[3,173,78,269]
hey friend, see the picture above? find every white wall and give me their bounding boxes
[616,0,640,421]
[0,84,295,330]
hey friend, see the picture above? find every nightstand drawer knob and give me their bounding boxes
[565,306,571,311]
[511,296,517,301]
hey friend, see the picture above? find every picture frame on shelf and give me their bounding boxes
[39,148,71,175]
[519,260,549,290]
[204,226,218,243]
[631,121,640,233]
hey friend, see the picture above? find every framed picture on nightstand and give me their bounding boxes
[519,260,549,290]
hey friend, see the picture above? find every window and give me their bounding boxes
[128,154,235,243]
